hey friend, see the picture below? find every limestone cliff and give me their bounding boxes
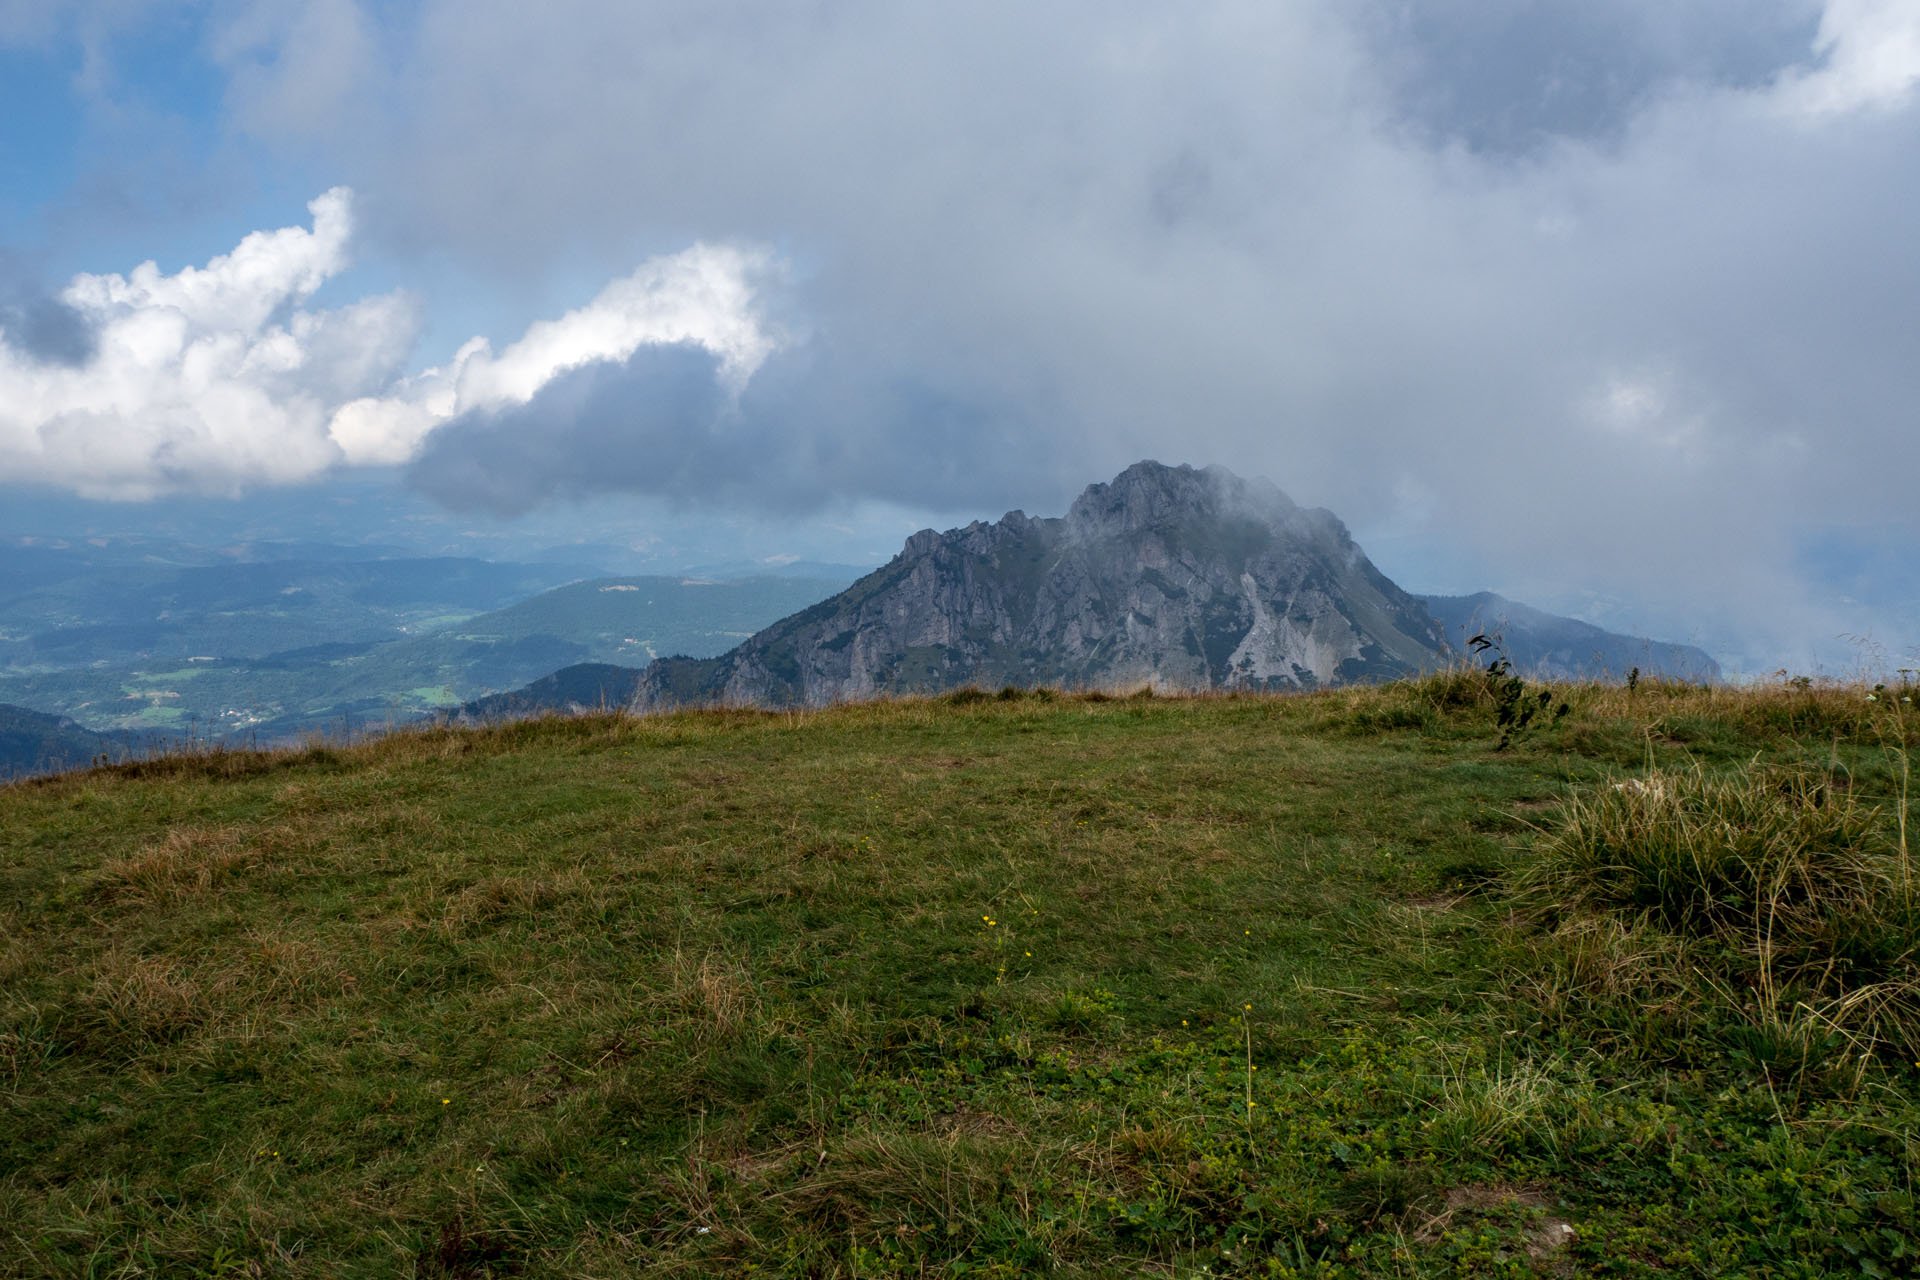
[633,461,1449,708]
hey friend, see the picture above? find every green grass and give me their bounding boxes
[2,680,1917,1277]
[1507,752,1918,1116]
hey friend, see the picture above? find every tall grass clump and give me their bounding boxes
[1515,762,1920,1085]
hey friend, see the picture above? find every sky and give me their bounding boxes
[2,0,1918,675]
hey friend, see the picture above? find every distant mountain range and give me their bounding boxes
[0,571,848,742]
[0,551,591,669]
[0,462,1723,770]
[1422,592,1719,683]
[621,461,1718,710]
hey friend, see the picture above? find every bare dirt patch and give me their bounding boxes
[1415,1184,1578,1270]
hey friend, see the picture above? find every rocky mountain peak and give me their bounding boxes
[1064,460,1299,539]
[634,460,1453,708]
[1067,460,1320,545]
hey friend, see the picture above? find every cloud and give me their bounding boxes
[336,0,1914,670]
[1780,0,1920,114]
[1358,0,1823,153]
[332,240,779,467]
[0,265,96,367]
[409,331,1080,517]
[0,189,400,498]
[11,0,1920,667]
[406,343,732,514]
[211,0,379,141]
[0,188,779,498]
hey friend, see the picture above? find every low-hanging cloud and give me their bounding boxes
[329,236,779,468]
[407,343,732,514]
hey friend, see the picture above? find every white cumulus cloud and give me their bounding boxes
[0,188,778,498]
[328,240,780,466]
[1779,0,1920,115]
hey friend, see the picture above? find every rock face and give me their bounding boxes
[633,461,1450,709]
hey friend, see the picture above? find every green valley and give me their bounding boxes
[0,574,848,740]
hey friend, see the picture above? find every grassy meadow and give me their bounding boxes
[1,674,1916,1277]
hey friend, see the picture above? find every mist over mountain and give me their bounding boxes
[628,461,1722,711]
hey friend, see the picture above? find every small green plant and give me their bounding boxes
[1047,987,1120,1035]
[1241,1002,1256,1132]
[1862,682,1914,904]
[1466,633,1569,750]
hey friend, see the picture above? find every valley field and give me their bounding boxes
[0,572,847,743]
[1,677,1915,1277]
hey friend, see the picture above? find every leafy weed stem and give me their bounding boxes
[1243,1003,1255,1134]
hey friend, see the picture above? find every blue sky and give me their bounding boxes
[2,0,1918,673]
[2,8,263,266]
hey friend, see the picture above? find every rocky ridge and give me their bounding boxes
[1421,591,1721,683]
[634,461,1451,709]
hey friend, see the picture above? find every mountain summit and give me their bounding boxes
[634,461,1450,708]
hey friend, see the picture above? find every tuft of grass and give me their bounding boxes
[91,826,261,903]
[1515,761,1920,1082]
[1535,766,1892,931]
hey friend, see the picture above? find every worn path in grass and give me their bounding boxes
[2,687,1915,1277]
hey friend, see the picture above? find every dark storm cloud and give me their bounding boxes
[409,337,1082,519]
[408,345,731,516]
